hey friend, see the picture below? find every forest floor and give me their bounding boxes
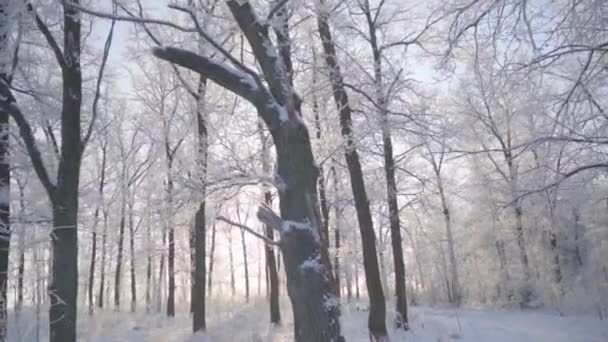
[9,298,608,341]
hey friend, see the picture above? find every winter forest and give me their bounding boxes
[0,0,607,341]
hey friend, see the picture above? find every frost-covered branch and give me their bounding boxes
[82,6,116,152]
[217,215,279,246]
[226,0,291,106]
[152,46,265,107]
[0,90,55,195]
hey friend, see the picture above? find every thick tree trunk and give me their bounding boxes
[166,162,175,317]
[153,1,344,338]
[317,6,387,339]
[0,5,11,340]
[48,4,82,339]
[193,203,206,330]
[0,111,8,341]
[50,199,79,342]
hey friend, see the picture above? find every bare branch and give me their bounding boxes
[82,7,116,152]
[217,215,280,246]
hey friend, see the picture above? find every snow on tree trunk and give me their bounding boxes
[153,1,343,339]
[316,3,388,339]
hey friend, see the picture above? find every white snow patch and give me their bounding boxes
[323,294,339,311]
[240,75,259,91]
[277,105,288,123]
[300,256,323,273]
[281,220,311,233]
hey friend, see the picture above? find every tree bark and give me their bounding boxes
[207,221,216,296]
[359,0,408,325]
[114,202,126,310]
[98,209,108,308]
[0,4,11,339]
[48,5,82,339]
[153,2,343,339]
[259,120,281,323]
[192,76,208,332]
[332,165,341,298]
[317,5,387,339]
[88,141,106,314]
[128,201,137,312]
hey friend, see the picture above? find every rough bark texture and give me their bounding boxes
[0,5,10,338]
[317,4,387,339]
[0,88,8,342]
[48,3,82,339]
[193,76,208,332]
[153,1,343,339]
[259,120,281,323]
[166,158,175,317]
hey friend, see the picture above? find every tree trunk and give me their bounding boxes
[240,227,250,302]
[48,5,82,339]
[360,0,408,325]
[514,204,531,283]
[98,210,108,308]
[438,180,460,306]
[0,6,11,339]
[229,230,235,297]
[16,180,25,313]
[153,1,344,338]
[166,161,175,317]
[259,120,280,323]
[145,230,152,313]
[331,166,341,298]
[89,142,107,314]
[317,5,387,339]
[128,201,137,312]
[208,221,216,297]
[193,76,208,332]
[114,202,126,310]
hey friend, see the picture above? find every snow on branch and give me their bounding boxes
[152,47,265,106]
[217,215,279,246]
[226,0,291,106]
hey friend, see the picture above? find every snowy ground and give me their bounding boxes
[9,299,608,341]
